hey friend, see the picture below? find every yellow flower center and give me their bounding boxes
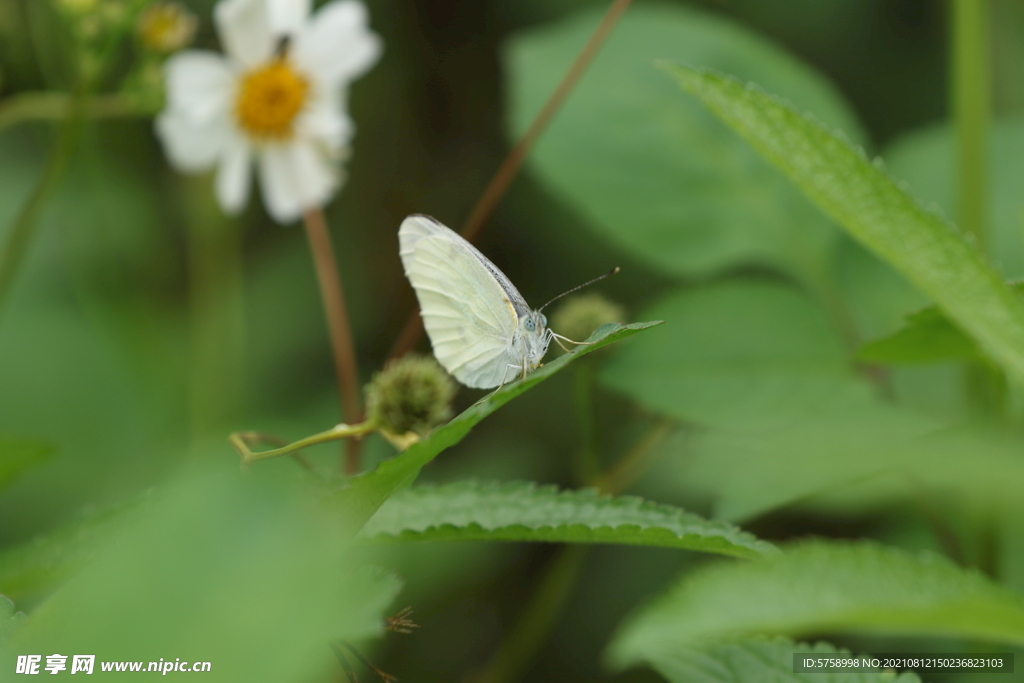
[234,60,309,141]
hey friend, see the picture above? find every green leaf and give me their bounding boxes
[359,481,776,559]
[858,305,983,365]
[507,4,865,281]
[0,434,53,490]
[858,282,1024,366]
[0,595,26,646]
[885,120,1024,280]
[0,498,138,602]
[599,280,865,429]
[330,321,662,528]
[633,636,922,683]
[1,466,401,681]
[661,64,1024,387]
[609,540,1024,670]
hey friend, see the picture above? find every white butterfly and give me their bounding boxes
[399,214,610,389]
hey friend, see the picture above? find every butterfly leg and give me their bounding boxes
[552,332,600,347]
[474,363,519,406]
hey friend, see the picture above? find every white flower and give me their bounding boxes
[155,0,381,224]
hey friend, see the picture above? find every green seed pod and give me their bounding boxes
[550,292,626,347]
[366,355,457,438]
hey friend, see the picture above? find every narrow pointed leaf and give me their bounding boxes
[329,322,663,528]
[359,481,776,559]
[661,64,1024,386]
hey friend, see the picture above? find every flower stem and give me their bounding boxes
[951,0,991,248]
[182,173,246,447]
[471,545,589,683]
[589,417,675,495]
[302,208,364,475]
[0,100,83,316]
[229,421,375,466]
[387,0,635,361]
[571,360,602,483]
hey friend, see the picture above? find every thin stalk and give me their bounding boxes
[387,0,635,361]
[590,417,676,495]
[0,99,83,315]
[952,0,991,248]
[302,208,364,475]
[229,421,375,466]
[473,546,589,683]
[571,360,602,483]
[182,173,246,448]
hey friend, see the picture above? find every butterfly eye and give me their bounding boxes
[524,318,535,331]
[540,314,547,328]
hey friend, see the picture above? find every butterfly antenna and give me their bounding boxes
[538,267,621,312]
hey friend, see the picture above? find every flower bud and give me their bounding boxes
[136,1,197,53]
[550,292,625,346]
[366,355,457,440]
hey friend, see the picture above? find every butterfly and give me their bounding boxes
[399,214,616,389]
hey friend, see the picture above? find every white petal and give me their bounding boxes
[293,0,382,87]
[155,110,230,172]
[258,141,339,224]
[215,0,274,68]
[216,134,252,214]
[162,50,234,124]
[267,0,312,37]
[296,88,354,153]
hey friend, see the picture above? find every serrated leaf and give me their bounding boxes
[609,540,1024,670]
[329,322,663,528]
[359,481,775,559]
[661,64,1024,387]
[0,434,54,490]
[885,120,1024,279]
[507,5,865,281]
[636,636,922,683]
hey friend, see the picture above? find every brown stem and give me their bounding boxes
[387,0,635,361]
[303,208,363,475]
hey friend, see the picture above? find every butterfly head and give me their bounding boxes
[522,311,547,336]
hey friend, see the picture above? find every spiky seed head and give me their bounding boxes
[366,355,457,438]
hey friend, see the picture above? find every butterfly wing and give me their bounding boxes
[399,215,528,389]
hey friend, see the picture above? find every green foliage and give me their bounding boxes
[0,498,137,602]
[661,63,1024,387]
[332,322,662,527]
[858,304,984,365]
[0,434,53,490]
[506,4,864,282]
[600,279,864,429]
[0,466,400,681]
[0,595,25,646]
[359,481,775,559]
[609,540,1024,670]
[628,636,922,683]
[885,120,1024,279]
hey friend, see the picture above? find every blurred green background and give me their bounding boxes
[2,0,1024,681]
